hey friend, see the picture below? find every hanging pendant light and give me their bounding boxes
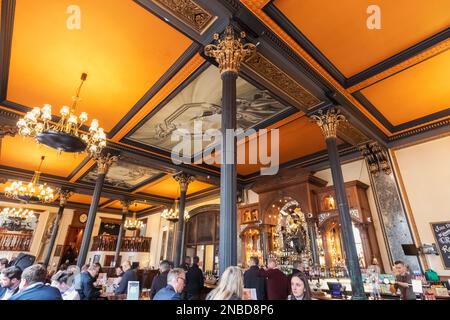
[16,73,106,157]
[124,203,144,231]
[4,156,55,203]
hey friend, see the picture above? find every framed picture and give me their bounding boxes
[93,254,101,264]
[54,245,63,257]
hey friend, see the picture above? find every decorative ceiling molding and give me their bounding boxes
[244,52,321,110]
[0,124,17,139]
[153,0,216,34]
[337,121,371,146]
[348,38,450,93]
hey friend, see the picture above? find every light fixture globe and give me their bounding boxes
[16,73,106,157]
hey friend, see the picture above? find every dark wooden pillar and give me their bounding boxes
[114,201,129,267]
[311,108,366,300]
[43,190,72,268]
[173,173,194,267]
[77,154,117,268]
[205,26,256,276]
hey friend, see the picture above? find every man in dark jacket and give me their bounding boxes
[9,264,62,300]
[243,256,266,300]
[78,264,101,300]
[153,268,185,300]
[259,258,289,300]
[180,256,191,271]
[115,261,137,295]
[185,256,204,300]
[0,266,22,300]
[151,260,170,298]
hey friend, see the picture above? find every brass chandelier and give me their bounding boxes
[161,199,190,223]
[4,156,55,203]
[16,73,106,157]
[124,203,144,231]
[0,207,35,221]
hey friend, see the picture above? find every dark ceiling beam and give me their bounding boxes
[0,166,173,206]
[0,0,15,101]
[0,194,124,215]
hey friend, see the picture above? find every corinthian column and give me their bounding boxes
[311,108,366,300]
[173,172,194,267]
[205,26,256,275]
[77,153,118,268]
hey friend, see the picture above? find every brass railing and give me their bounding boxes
[0,232,33,251]
[91,235,151,252]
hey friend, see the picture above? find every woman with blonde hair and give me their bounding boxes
[206,266,243,300]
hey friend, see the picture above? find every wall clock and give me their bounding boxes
[79,213,88,223]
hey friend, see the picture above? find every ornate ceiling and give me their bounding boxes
[0,0,448,215]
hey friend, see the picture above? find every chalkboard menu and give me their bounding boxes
[430,221,450,269]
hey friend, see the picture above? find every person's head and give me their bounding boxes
[87,264,100,278]
[167,268,186,293]
[394,260,407,275]
[20,264,47,290]
[51,271,74,293]
[0,266,22,289]
[184,256,191,266]
[267,258,277,269]
[192,256,200,265]
[59,263,68,271]
[292,260,304,271]
[0,258,9,271]
[115,266,123,276]
[249,256,259,267]
[206,266,243,300]
[121,261,131,272]
[159,260,170,273]
[290,273,311,300]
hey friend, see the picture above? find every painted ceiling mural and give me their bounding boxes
[81,161,162,189]
[128,65,292,152]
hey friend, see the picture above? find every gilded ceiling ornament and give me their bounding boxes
[173,172,195,192]
[153,0,215,34]
[95,153,118,175]
[310,108,346,139]
[244,53,321,109]
[0,125,17,139]
[204,25,256,74]
[57,189,73,207]
[120,200,132,213]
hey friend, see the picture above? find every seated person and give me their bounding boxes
[78,264,101,300]
[9,264,62,300]
[51,271,80,300]
[115,261,137,295]
[0,266,22,300]
[153,268,185,300]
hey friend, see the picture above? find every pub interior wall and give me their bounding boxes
[393,134,450,276]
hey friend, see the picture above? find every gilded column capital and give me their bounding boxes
[360,142,392,176]
[94,153,118,175]
[57,189,73,206]
[173,172,195,193]
[120,200,132,213]
[310,108,346,139]
[204,25,256,74]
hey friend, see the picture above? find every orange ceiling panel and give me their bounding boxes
[361,50,450,126]
[68,193,108,205]
[107,200,152,212]
[236,115,327,175]
[7,0,192,131]
[274,0,450,76]
[138,175,215,198]
[0,135,87,177]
